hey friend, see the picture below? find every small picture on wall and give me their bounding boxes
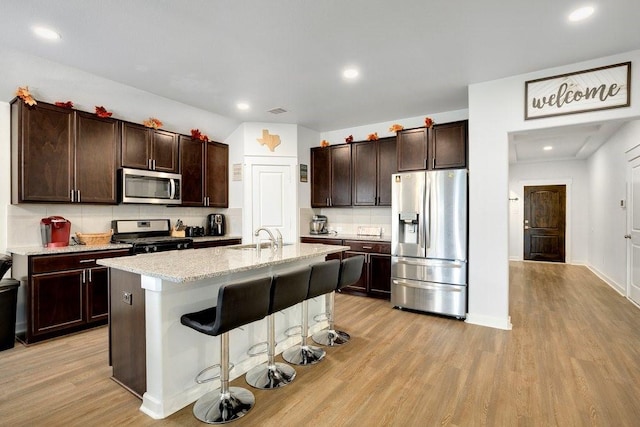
[300,164,308,182]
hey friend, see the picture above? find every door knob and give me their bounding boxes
[624,234,631,239]
[524,226,530,230]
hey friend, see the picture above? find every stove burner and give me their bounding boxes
[111,219,194,254]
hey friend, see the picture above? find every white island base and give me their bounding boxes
[101,244,347,419]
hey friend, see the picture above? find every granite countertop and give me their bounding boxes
[190,235,242,242]
[98,242,350,283]
[300,233,390,243]
[7,243,132,256]
[7,235,242,256]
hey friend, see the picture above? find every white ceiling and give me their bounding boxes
[1,1,639,161]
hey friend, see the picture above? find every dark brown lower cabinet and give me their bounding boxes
[13,248,130,344]
[300,237,391,299]
[192,238,241,249]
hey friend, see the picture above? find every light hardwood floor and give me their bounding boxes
[1,262,640,426]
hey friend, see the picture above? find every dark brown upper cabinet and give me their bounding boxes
[352,137,397,206]
[11,99,118,204]
[179,135,229,207]
[311,144,351,207]
[430,120,468,170]
[396,120,468,171]
[121,122,178,173]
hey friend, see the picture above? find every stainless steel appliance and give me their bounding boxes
[40,216,72,248]
[391,169,468,318]
[119,168,182,205]
[111,219,193,254]
[207,214,225,236]
[309,215,328,234]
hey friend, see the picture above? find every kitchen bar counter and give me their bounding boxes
[102,242,348,419]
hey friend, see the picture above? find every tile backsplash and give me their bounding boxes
[6,204,242,248]
[299,207,392,237]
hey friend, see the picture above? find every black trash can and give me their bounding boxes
[0,278,19,351]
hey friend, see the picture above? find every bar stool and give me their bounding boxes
[245,266,311,389]
[282,259,340,365]
[312,255,365,346]
[180,276,272,424]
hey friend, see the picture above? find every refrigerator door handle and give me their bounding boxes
[392,279,465,293]
[424,175,431,249]
[396,258,465,268]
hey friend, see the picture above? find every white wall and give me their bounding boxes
[509,160,589,263]
[469,49,640,330]
[588,120,640,293]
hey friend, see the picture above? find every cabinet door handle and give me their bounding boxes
[76,190,81,203]
[79,259,96,264]
[82,270,86,284]
[362,246,373,249]
[70,189,75,202]
[147,158,151,169]
[153,159,156,170]
[88,269,92,283]
[432,158,436,169]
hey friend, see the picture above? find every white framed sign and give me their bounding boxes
[525,62,631,120]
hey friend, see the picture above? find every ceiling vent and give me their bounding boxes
[268,107,287,115]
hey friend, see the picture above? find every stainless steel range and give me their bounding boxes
[111,219,193,254]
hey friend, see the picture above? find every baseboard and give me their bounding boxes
[585,265,626,296]
[465,313,512,330]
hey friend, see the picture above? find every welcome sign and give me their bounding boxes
[525,62,631,120]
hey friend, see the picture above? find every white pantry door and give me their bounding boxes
[251,164,294,243]
[627,155,640,306]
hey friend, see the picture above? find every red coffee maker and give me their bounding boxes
[40,216,72,248]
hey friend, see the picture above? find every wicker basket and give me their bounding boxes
[76,230,113,246]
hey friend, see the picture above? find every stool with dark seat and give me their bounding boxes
[180,276,272,424]
[282,259,340,365]
[245,266,311,389]
[312,255,365,346]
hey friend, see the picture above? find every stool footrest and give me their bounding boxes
[313,312,330,322]
[284,325,302,337]
[195,362,235,384]
[247,341,268,357]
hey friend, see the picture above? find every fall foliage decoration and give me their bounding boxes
[143,117,163,129]
[190,128,209,142]
[320,139,330,147]
[344,135,354,143]
[424,117,434,128]
[55,101,74,109]
[388,124,404,132]
[95,106,113,118]
[16,86,37,106]
[367,132,379,141]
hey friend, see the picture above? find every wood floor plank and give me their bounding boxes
[1,261,640,426]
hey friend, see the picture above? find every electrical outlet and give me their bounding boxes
[123,291,132,305]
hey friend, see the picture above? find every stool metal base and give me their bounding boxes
[245,362,296,389]
[312,329,350,346]
[193,386,255,424]
[282,345,326,365]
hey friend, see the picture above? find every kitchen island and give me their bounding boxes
[98,242,348,419]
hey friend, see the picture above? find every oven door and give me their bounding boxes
[120,168,182,205]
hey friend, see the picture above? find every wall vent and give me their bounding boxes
[268,107,287,114]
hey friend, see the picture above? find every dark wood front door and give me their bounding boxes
[524,185,566,262]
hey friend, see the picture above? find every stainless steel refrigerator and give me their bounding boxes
[391,169,468,318]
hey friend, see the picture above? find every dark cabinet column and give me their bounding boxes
[179,135,205,206]
[12,101,74,203]
[330,144,352,206]
[206,141,229,208]
[86,266,109,323]
[430,120,468,170]
[376,137,397,206]
[32,270,85,335]
[311,147,331,207]
[151,130,178,173]
[121,122,150,170]
[352,141,377,206]
[397,128,428,171]
[368,254,391,298]
[75,112,118,204]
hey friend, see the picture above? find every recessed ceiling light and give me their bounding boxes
[32,26,61,40]
[543,146,553,151]
[236,102,250,111]
[568,6,595,22]
[343,68,359,80]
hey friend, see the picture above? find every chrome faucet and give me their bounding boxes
[274,229,283,249]
[254,227,276,249]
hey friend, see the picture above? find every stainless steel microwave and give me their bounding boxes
[119,168,182,205]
